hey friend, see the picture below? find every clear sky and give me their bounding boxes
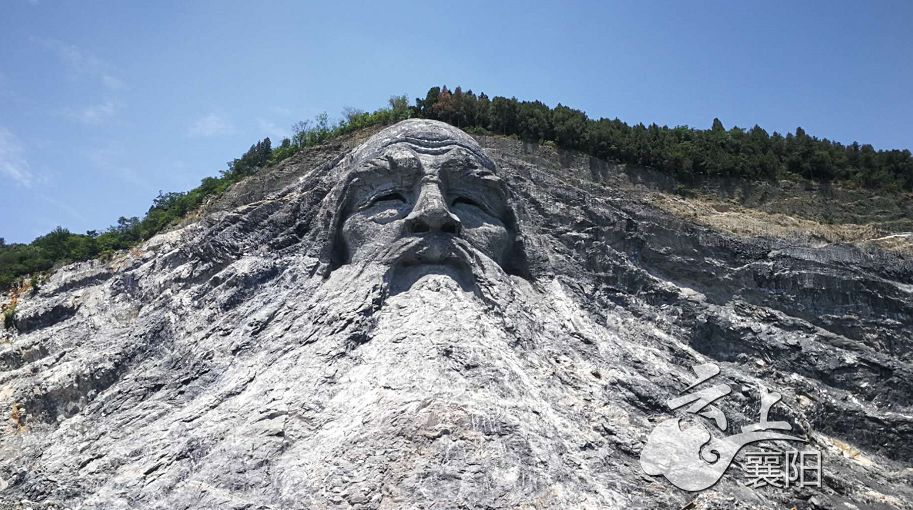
[1,0,911,243]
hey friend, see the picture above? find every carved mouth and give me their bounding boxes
[392,234,472,268]
[387,235,477,294]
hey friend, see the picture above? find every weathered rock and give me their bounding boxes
[1,120,911,509]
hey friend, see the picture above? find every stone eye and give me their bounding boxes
[451,196,483,210]
[368,191,407,208]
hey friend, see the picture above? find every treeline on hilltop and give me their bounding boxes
[415,86,913,190]
[3,86,912,296]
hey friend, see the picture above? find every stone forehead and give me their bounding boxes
[349,119,494,169]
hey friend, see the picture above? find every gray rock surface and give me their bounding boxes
[1,119,911,509]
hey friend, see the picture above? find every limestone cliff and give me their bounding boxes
[1,120,911,509]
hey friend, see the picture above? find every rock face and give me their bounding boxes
[1,119,912,509]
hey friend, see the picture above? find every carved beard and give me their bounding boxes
[258,242,633,509]
[325,234,512,313]
[378,233,492,295]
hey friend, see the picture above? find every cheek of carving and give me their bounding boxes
[461,222,511,266]
[341,213,406,264]
[370,208,404,224]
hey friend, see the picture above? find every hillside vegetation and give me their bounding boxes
[2,86,912,292]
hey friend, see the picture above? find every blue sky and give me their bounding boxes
[1,0,911,243]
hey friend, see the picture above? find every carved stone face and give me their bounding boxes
[336,121,514,275]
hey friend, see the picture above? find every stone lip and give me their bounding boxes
[0,120,911,510]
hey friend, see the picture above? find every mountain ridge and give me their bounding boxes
[4,85,912,291]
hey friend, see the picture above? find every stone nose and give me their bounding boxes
[404,183,462,235]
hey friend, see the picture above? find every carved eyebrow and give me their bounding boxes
[441,158,504,190]
[341,154,422,215]
[347,147,423,180]
[436,146,498,173]
[386,150,422,169]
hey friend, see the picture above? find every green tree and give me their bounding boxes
[551,105,588,150]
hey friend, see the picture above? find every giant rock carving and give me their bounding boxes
[1,120,912,509]
[330,119,527,294]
